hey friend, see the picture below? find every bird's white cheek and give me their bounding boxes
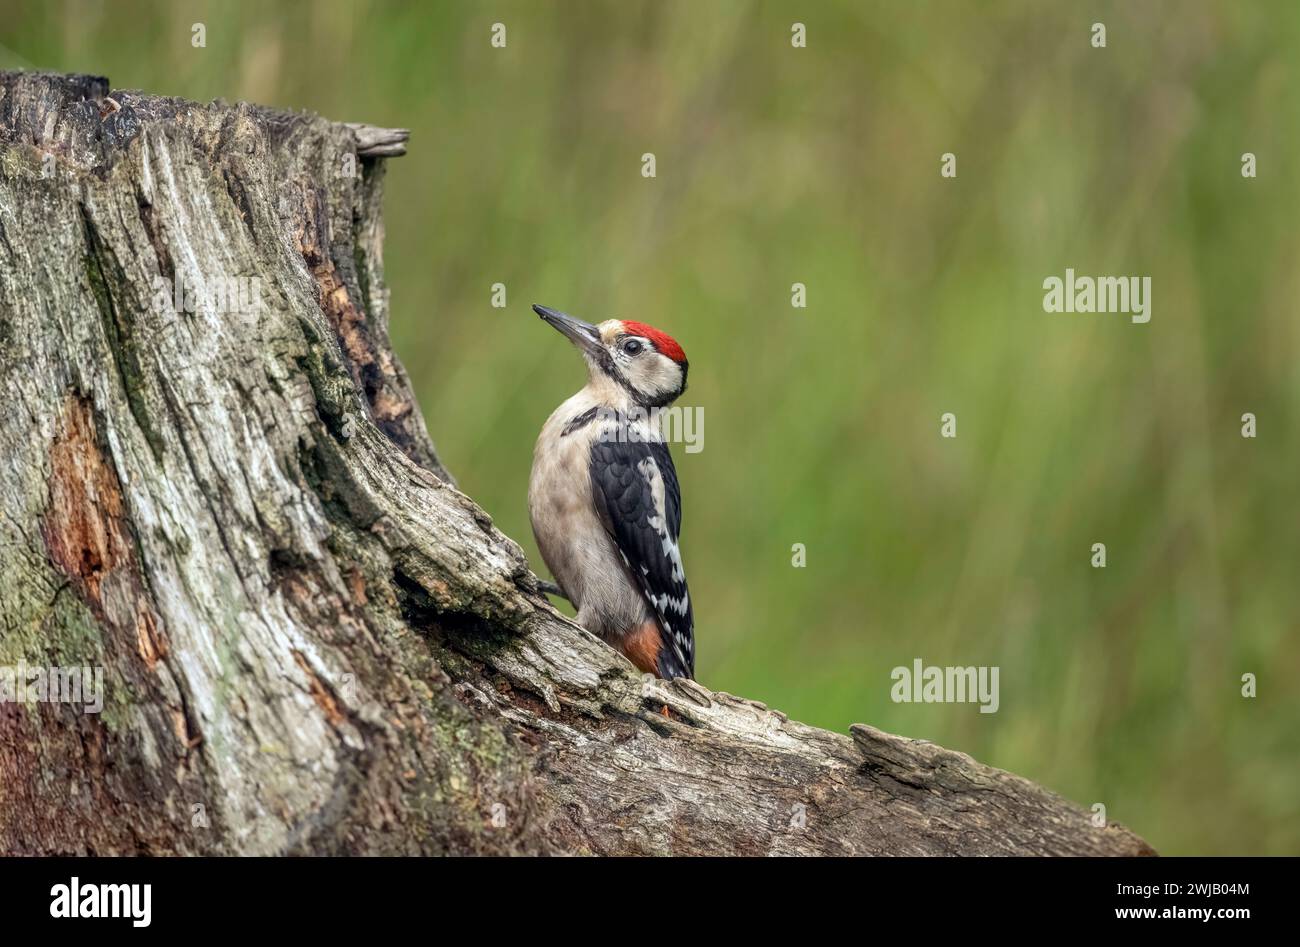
[636,360,679,397]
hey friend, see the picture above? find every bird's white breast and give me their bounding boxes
[528,390,658,640]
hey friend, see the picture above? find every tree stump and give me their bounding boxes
[0,71,1154,856]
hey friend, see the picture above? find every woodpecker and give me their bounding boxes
[528,304,695,680]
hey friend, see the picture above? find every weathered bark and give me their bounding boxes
[0,71,1154,856]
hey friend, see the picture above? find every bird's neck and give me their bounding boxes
[581,373,639,414]
[573,379,666,437]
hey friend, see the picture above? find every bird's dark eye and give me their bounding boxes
[621,339,643,356]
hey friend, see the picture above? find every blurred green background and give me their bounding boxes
[4,0,1297,855]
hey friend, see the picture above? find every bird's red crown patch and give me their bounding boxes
[621,321,687,364]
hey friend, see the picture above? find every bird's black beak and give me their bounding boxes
[534,304,604,358]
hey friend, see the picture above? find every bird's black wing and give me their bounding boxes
[589,438,694,679]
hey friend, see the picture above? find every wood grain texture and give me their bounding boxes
[0,71,1154,856]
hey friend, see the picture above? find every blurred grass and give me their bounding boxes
[4,0,1297,855]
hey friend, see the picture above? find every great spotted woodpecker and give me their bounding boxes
[528,304,695,680]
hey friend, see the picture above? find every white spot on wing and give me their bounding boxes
[633,454,691,667]
[637,457,685,583]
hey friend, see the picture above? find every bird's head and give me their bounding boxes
[534,304,688,408]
